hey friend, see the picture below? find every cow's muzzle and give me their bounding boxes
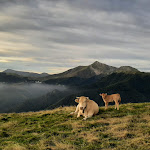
[80,107,84,110]
[80,105,87,113]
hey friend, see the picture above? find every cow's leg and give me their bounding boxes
[83,114,93,120]
[82,112,93,120]
[115,101,119,110]
[115,103,117,109]
[74,104,80,114]
[105,102,108,110]
[77,112,81,118]
[70,104,79,115]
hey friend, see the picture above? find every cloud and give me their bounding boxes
[0,0,150,73]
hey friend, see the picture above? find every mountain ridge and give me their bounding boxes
[42,61,140,81]
[3,69,49,78]
[2,61,140,80]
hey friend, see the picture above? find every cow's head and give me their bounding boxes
[75,96,89,111]
[99,93,107,98]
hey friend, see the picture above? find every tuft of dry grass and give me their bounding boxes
[3,144,27,150]
[51,141,75,150]
[0,120,18,129]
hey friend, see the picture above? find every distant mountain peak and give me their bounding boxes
[3,69,49,78]
[91,61,106,66]
[4,69,15,72]
[92,61,101,65]
[89,61,117,75]
[116,66,140,73]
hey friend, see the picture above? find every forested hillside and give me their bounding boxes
[47,72,150,110]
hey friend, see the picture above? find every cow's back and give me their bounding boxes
[86,100,99,115]
[112,93,120,100]
[106,94,120,102]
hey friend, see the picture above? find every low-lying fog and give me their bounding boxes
[0,82,67,113]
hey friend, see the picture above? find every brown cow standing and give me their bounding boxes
[99,93,121,110]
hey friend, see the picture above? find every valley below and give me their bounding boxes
[0,83,68,113]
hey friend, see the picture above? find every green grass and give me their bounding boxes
[0,103,150,150]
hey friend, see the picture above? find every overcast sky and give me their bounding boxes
[0,0,150,73]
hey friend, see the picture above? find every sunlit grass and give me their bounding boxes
[0,103,150,150]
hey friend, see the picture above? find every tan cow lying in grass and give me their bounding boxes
[70,96,99,120]
[100,93,121,110]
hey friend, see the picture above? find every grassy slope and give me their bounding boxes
[0,103,150,150]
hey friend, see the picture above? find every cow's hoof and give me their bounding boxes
[82,118,87,121]
[70,112,74,115]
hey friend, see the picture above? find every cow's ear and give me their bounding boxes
[86,97,90,101]
[75,97,80,103]
[99,94,102,96]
